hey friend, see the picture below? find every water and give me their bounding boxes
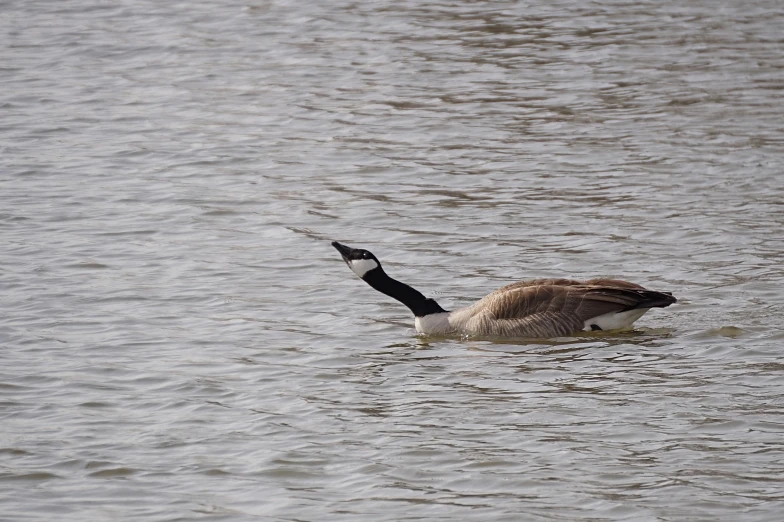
[2,0,783,520]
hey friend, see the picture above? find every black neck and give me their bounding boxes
[363,269,447,317]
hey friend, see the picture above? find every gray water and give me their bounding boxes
[2,0,784,520]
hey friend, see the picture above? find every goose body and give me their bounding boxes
[332,242,677,338]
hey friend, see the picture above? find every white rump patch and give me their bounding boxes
[583,308,649,331]
[349,258,378,278]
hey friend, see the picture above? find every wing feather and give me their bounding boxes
[459,281,675,337]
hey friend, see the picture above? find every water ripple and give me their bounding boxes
[1,0,783,520]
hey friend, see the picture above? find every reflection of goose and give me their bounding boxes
[332,241,677,338]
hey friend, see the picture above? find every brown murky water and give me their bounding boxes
[2,0,783,520]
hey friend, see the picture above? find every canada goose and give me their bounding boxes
[331,241,677,338]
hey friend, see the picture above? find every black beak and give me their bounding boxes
[331,241,353,261]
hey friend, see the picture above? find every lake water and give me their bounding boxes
[2,0,783,520]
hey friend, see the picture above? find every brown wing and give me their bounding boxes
[461,282,675,337]
[585,278,646,290]
[495,277,646,292]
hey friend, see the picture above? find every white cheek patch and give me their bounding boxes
[349,258,378,278]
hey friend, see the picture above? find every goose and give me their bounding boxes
[331,241,677,338]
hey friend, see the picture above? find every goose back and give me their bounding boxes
[450,278,675,337]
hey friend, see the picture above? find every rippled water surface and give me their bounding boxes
[2,0,784,520]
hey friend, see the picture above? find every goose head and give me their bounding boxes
[331,241,382,279]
